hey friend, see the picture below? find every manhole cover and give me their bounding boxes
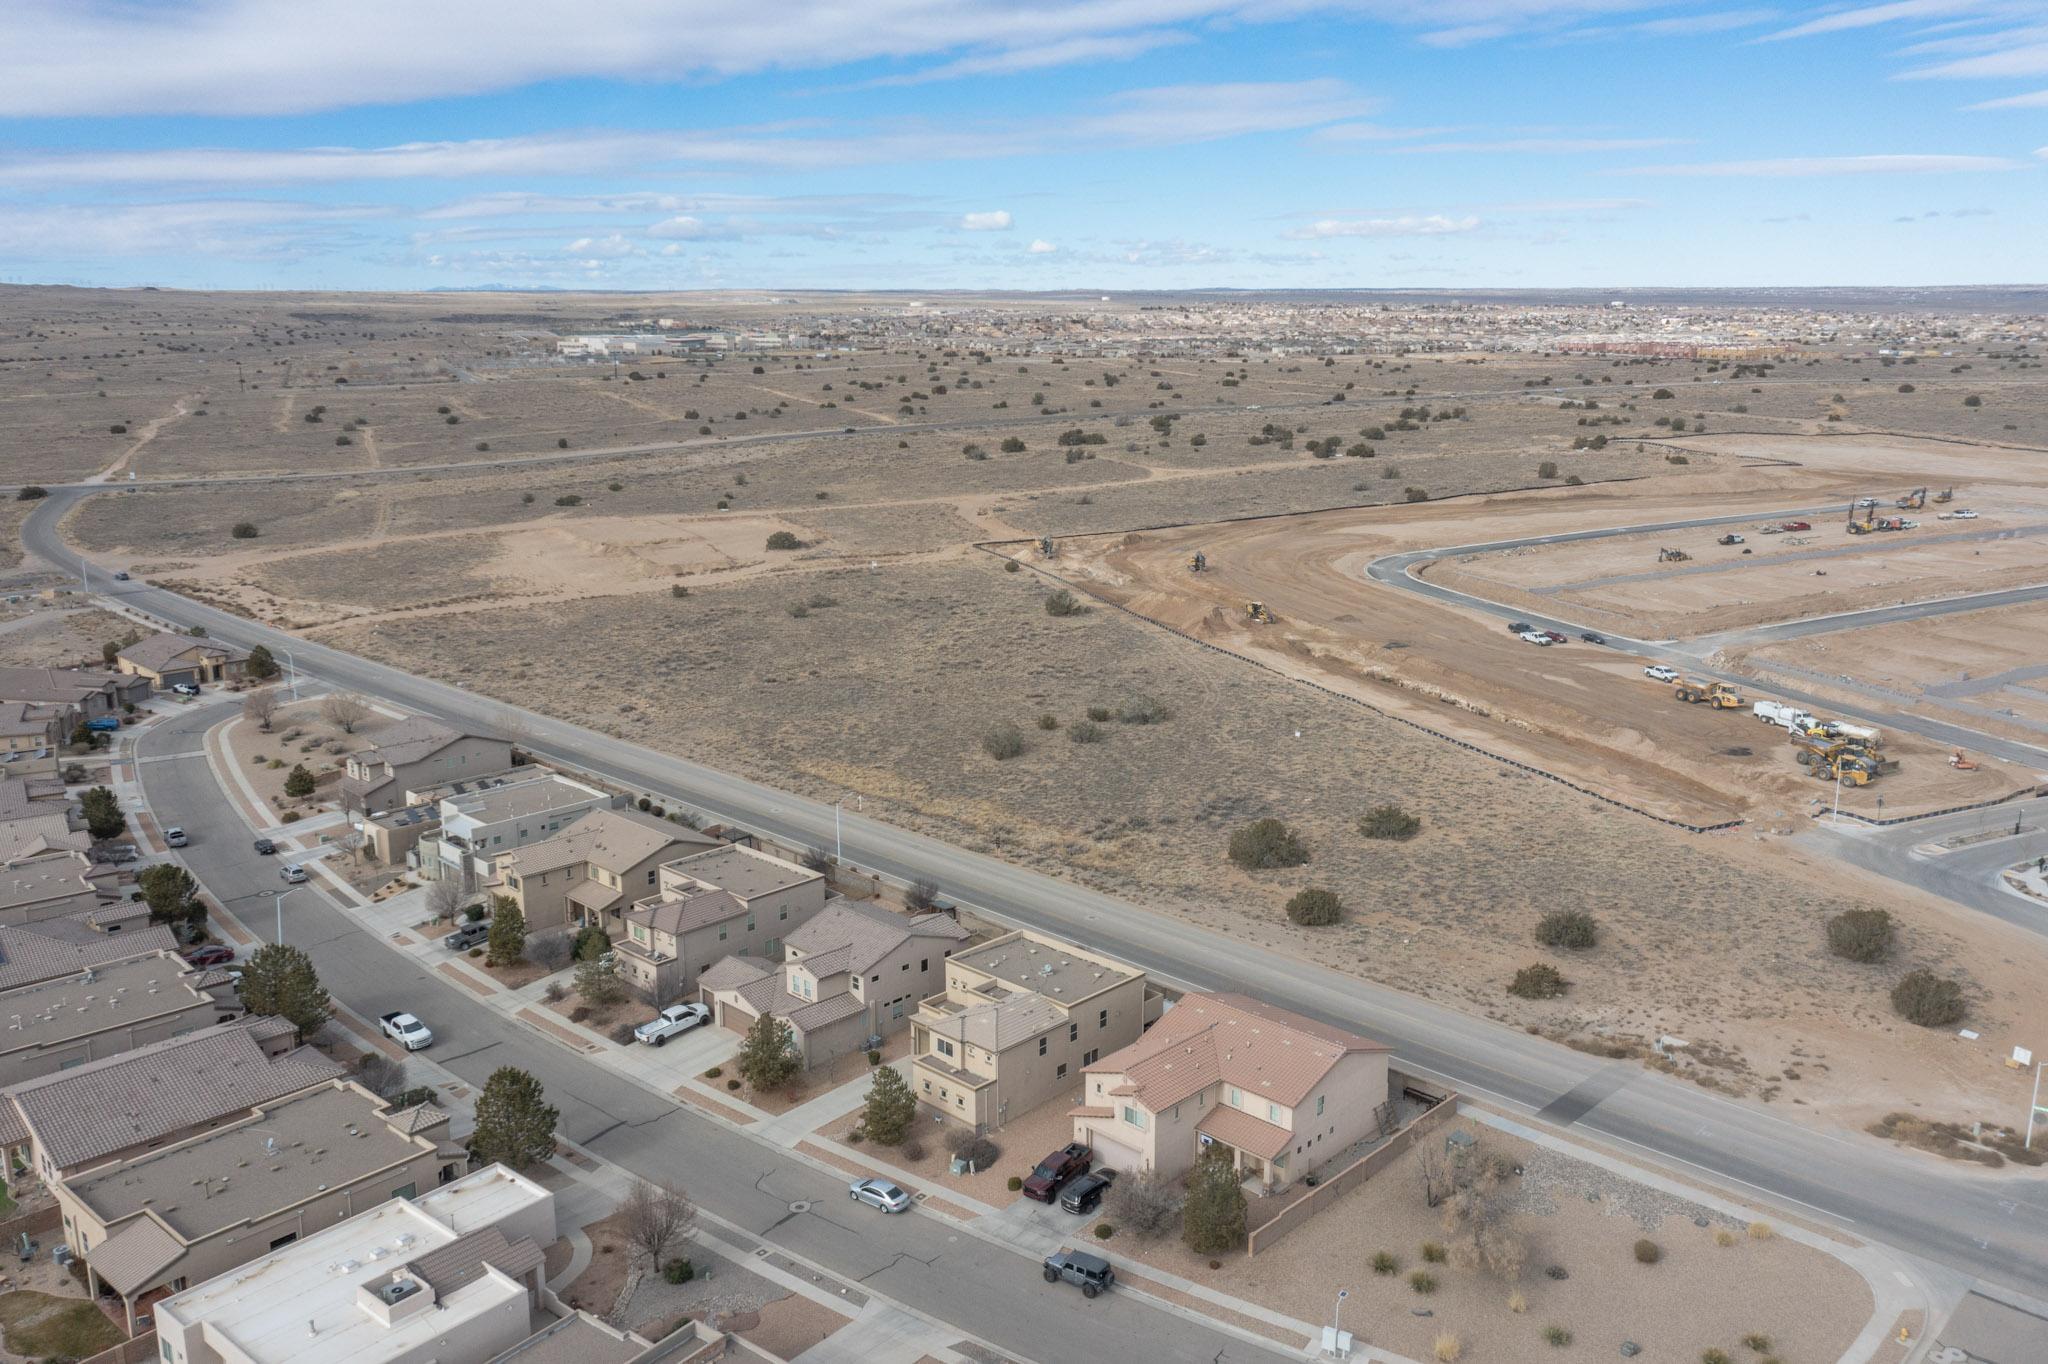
[788,1200,812,1214]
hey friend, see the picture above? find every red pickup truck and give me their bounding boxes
[1021,1144,1093,1202]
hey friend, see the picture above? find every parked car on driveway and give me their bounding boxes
[848,1178,912,1214]
[279,863,308,884]
[1042,1249,1115,1298]
[85,715,122,732]
[1021,1144,1093,1203]
[181,944,235,969]
[380,1012,434,1050]
[171,683,201,697]
[252,837,275,855]
[1059,1169,1118,1215]
[634,1003,710,1046]
[445,920,491,952]
[163,827,189,848]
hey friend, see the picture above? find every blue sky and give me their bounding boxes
[0,1,2042,290]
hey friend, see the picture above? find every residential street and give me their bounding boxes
[31,496,2048,1301]
[133,702,1290,1364]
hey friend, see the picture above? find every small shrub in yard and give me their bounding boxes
[1405,487,1429,502]
[982,724,1025,760]
[554,494,582,506]
[1891,969,1964,1026]
[900,1137,925,1160]
[726,1079,740,1091]
[1537,461,1559,479]
[1285,888,1342,926]
[1714,1228,1738,1247]
[1117,695,1170,725]
[608,1022,636,1045]
[1432,1329,1461,1361]
[1827,908,1894,962]
[542,981,565,1002]
[703,1066,722,1079]
[663,1258,695,1284]
[1094,1223,1114,1239]
[1633,1238,1661,1264]
[1007,1175,1024,1192]
[1544,1326,1572,1347]
[1371,1252,1399,1275]
[1409,1270,1438,1294]
[1507,1290,1527,1313]
[1228,818,1308,870]
[1746,1221,1773,1241]
[1535,908,1598,950]
[1420,1241,1447,1264]
[1509,964,1568,999]
[1357,804,1421,840]
[1741,1334,1772,1353]
[1044,589,1082,617]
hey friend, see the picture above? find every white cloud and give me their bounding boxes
[961,210,1013,231]
[1391,137,1684,154]
[1621,153,2023,176]
[1027,238,1058,253]
[1288,215,1482,238]
[0,1,1650,117]
[565,233,639,257]
[1906,39,2048,80]
[0,198,380,258]
[0,80,1379,187]
[856,31,1192,87]
[1756,0,1981,42]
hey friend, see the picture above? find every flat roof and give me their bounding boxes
[155,1164,549,1364]
[0,851,96,910]
[70,1081,423,1241]
[667,844,818,900]
[952,931,1133,1002]
[0,952,214,1055]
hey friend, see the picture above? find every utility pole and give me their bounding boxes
[2028,1058,2045,1151]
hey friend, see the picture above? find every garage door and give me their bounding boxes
[1083,1128,1144,1176]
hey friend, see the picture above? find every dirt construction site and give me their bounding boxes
[1054,430,2048,829]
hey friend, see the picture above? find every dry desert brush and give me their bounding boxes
[1228,818,1309,870]
[1827,908,1895,963]
[1891,969,1966,1027]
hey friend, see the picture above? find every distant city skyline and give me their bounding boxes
[0,0,2043,290]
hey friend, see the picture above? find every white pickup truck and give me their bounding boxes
[1751,700,1816,730]
[634,1003,711,1047]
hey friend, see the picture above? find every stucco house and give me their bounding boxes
[612,844,826,1003]
[115,633,248,690]
[910,930,1158,1134]
[0,666,151,722]
[1069,992,1392,1192]
[697,900,969,1066]
[492,807,721,933]
[0,949,242,1091]
[340,718,514,816]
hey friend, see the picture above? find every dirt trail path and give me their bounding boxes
[742,381,898,426]
[93,394,196,482]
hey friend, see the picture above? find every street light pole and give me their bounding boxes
[1332,1288,1349,1356]
[1832,767,1843,823]
[272,887,299,945]
[834,794,862,863]
[281,647,300,702]
[2029,1060,2045,1151]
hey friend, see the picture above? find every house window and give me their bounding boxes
[1229,1087,1241,1107]
[1316,1095,1325,1117]
[269,1232,298,1250]
[778,907,788,921]
[891,1002,905,1020]
[1083,1048,1098,1065]
[390,1183,417,1200]
[718,926,728,941]
[920,959,928,972]
[936,1038,955,1058]
[161,1341,173,1363]
[1068,1023,1077,1042]
[1123,1106,1148,1130]
[1268,1103,1280,1123]
[900,962,909,971]
[1038,1036,1048,1057]
[1098,1009,1108,1029]
[647,868,658,885]
[1056,1062,1068,1079]
[747,914,755,932]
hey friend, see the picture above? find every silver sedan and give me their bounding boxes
[847,1178,912,1213]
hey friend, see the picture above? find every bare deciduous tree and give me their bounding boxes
[1110,1170,1184,1239]
[620,1178,695,1271]
[1439,1138,1526,1279]
[243,687,280,731]
[426,876,467,924]
[322,691,370,734]
[1417,1143,1451,1209]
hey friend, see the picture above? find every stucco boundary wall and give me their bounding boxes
[1246,1077,1460,1258]
[977,541,1746,835]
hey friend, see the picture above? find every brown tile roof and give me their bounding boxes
[0,667,126,706]
[1197,1103,1296,1161]
[118,633,239,676]
[1090,992,1387,1114]
[921,992,1064,1052]
[497,808,717,880]
[784,902,968,979]
[730,971,864,1034]
[388,1101,449,1135]
[353,716,463,770]
[83,1214,185,1296]
[406,1226,545,1296]
[0,1016,344,1169]
[0,914,178,992]
[696,956,770,992]
[793,944,853,978]
[628,886,744,938]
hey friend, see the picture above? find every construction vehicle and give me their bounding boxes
[1950,748,1978,771]
[1245,601,1274,624]
[1189,550,1206,573]
[1846,501,1877,534]
[1037,536,1057,558]
[1896,487,1927,510]
[1675,678,1745,708]
[1813,750,1898,784]
[1933,487,1954,504]
[1657,547,1691,563]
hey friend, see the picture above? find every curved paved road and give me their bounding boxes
[1364,510,2048,768]
[22,490,2043,1299]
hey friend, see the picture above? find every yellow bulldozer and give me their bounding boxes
[1674,678,1745,708]
[1245,601,1274,624]
[1933,487,1954,504]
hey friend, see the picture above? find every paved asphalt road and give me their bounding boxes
[1815,797,2048,940]
[25,490,2048,1296]
[1364,509,2048,769]
[137,702,1285,1364]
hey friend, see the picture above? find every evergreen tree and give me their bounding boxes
[574,951,625,1007]
[735,1013,800,1094]
[283,764,316,798]
[237,943,331,1037]
[487,895,527,966]
[1181,1146,1247,1255]
[245,644,279,680]
[137,863,199,924]
[81,785,125,840]
[470,1066,558,1170]
[862,1063,916,1145]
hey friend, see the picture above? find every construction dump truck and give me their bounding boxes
[1675,679,1745,708]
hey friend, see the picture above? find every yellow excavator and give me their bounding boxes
[1896,487,1927,510]
[1245,601,1274,624]
[1846,500,1877,535]
[1675,679,1745,708]
[1190,550,1206,573]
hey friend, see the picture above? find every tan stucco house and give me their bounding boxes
[0,666,151,722]
[697,900,969,1067]
[495,807,724,933]
[341,718,515,816]
[613,845,826,1003]
[910,930,1157,1133]
[0,949,241,1091]
[115,633,248,691]
[0,848,120,927]
[1070,992,1392,1192]
[60,1080,463,1333]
